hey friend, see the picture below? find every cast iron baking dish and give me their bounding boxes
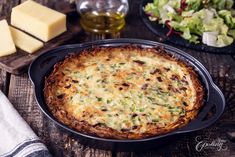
[29,39,225,151]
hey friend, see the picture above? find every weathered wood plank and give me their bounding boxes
[2,0,235,157]
[4,1,110,156]
[0,1,81,75]
[0,70,11,95]
[116,0,235,156]
[20,0,76,12]
[0,15,82,75]
[0,70,5,92]
[7,73,112,157]
[0,0,19,16]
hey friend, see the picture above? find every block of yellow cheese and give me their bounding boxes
[11,0,67,42]
[0,20,16,57]
[9,26,43,53]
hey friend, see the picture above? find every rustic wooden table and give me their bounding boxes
[0,0,235,157]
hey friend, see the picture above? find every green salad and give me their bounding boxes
[144,0,235,47]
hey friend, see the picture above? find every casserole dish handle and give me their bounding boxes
[29,45,84,87]
[176,85,225,133]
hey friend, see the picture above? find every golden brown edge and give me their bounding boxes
[44,45,205,139]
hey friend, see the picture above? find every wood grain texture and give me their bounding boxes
[8,73,112,157]
[0,2,81,74]
[0,18,82,74]
[116,0,235,156]
[1,0,235,157]
[0,0,19,16]
[0,70,5,91]
[0,69,11,95]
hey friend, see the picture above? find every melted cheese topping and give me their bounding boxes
[52,48,197,133]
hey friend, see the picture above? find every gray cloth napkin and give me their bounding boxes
[0,90,52,157]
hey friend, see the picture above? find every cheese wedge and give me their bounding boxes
[0,20,16,57]
[9,26,43,53]
[11,0,67,42]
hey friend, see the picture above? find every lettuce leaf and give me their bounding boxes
[144,0,235,47]
[186,0,202,11]
[144,3,160,18]
[211,0,234,10]
[217,35,234,47]
[228,29,235,39]
[218,10,235,28]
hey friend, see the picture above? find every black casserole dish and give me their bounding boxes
[29,39,225,151]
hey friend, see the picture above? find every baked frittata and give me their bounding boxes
[44,46,204,139]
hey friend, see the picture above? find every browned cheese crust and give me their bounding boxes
[44,46,204,139]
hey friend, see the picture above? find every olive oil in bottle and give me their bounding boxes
[80,12,125,34]
[76,0,129,34]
